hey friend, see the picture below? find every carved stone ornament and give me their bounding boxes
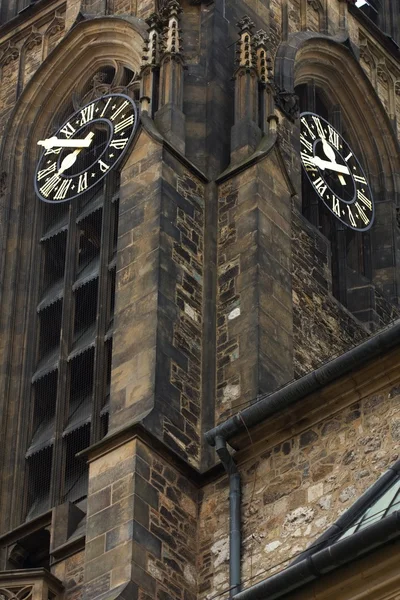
[359,37,375,67]
[0,42,19,66]
[308,0,321,11]
[377,63,390,83]
[395,81,400,96]
[45,12,65,37]
[274,87,300,121]
[24,28,42,52]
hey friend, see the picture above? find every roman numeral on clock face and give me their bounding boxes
[78,172,88,193]
[110,138,128,150]
[98,160,110,173]
[328,126,339,150]
[37,162,57,181]
[300,152,317,172]
[53,178,72,200]
[80,103,95,126]
[114,115,134,133]
[40,174,61,197]
[355,202,370,225]
[60,122,76,138]
[314,177,327,197]
[301,117,316,140]
[300,134,313,153]
[312,116,326,139]
[357,189,372,210]
[348,206,357,228]
[110,101,129,122]
[332,196,341,217]
[354,174,367,184]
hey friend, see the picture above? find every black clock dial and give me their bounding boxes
[300,112,374,231]
[35,93,138,203]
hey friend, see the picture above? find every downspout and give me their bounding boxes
[215,435,241,597]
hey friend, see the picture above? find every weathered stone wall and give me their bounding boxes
[112,130,205,468]
[84,437,198,600]
[198,373,400,599]
[292,211,368,377]
[216,150,294,424]
[52,551,85,600]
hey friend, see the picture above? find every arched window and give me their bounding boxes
[296,80,372,312]
[24,64,139,520]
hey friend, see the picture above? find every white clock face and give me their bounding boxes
[300,112,374,231]
[35,93,138,203]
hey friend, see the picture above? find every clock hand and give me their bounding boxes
[38,135,94,150]
[320,139,346,185]
[57,132,95,174]
[311,156,350,176]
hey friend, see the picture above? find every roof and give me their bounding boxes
[233,459,400,600]
[205,319,400,447]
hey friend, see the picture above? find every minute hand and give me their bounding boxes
[311,156,350,175]
[37,136,93,150]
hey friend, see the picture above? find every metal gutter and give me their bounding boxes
[233,510,400,600]
[215,436,241,597]
[205,320,400,447]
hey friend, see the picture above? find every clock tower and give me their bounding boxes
[0,2,399,600]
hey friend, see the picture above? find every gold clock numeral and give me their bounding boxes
[312,116,326,139]
[344,152,353,162]
[77,172,88,193]
[332,196,341,217]
[80,103,95,126]
[60,122,76,139]
[354,174,367,185]
[301,117,316,140]
[45,147,62,156]
[110,138,128,150]
[54,179,72,200]
[114,115,134,133]
[40,174,61,197]
[328,126,339,150]
[37,162,57,181]
[300,152,317,172]
[355,202,370,225]
[110,101,129,122]
[347,206,357,228]
[314,177,327,197]
[356,189,372,211]
[98,160,110,173]
[100,97,112,117]
[300,134,313,153]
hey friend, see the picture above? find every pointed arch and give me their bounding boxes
[0,13,147,530]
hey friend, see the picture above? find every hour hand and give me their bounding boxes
[311,156,350,175]
[37,136,94,150]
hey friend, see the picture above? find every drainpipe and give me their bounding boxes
[215,435,241,597]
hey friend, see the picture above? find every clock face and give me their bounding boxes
[300,112,374,231]
[35,93,138,203]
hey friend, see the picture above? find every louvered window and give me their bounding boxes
[25,179,119,520]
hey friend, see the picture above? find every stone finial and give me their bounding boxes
[141,13,162,68]
[235,15,256,70]
[160,0,183,57]
[253,29,272,84]
[236,15,255,34]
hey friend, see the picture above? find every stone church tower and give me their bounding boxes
[0,0,399,599]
